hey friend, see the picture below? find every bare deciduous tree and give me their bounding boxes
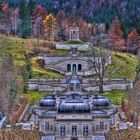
[89,30,110,93]
[0,55,23,123]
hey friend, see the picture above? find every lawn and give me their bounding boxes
[31,57,63,78]
[106,52,138,80]
[0,35,63,78]
[104,89,128,105]
[24,91,49,105]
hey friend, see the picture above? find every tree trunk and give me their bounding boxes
[99,78,104,93]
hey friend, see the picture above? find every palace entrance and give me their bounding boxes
[71,137,78,140]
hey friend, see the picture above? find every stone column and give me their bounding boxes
[67,123,71,136]
[78,123,82,136]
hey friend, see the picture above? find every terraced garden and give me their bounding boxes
[0,36,138,105]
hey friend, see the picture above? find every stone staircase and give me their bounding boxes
[44,65,66,74]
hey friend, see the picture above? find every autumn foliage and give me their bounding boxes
[127,28,140,51]
[0,130,42,140]
[43,13,56,41]
[2,3,9,12]
[109,18,125,49]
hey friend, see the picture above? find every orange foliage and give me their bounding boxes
[108,17,125,49]
[127,28,140,48]
[2,3,9,13]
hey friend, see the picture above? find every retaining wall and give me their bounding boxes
[28,78,133,92]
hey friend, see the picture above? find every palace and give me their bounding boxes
[33,91,117,140]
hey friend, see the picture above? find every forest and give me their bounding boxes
[2,0,140,37]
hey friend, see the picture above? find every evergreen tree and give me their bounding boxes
[8,78,17,108]
[27,0,35,15]
[0,0,2,12]
[19,0,31,38]
[56,10,66,40]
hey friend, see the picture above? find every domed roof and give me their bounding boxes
[42,111,56,117]
[39,96,56,107]
[58,93,90,113]
[93,96,110,106]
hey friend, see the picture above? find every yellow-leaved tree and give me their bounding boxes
[43,13,56,41]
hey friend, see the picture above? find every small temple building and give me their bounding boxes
[69,24,80,41]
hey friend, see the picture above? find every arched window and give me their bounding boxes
[73,64,76,72]
[100,122,104,130]
[45,122,49,131]
[78,64,82,71]
[67,64,71,72]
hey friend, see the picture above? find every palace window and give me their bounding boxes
[83,125,88,136]
[72,64,76,72]
[72,125,77,136]
[100,122,104,130]
[50,125,53,131]
[45,122,49,131]
[96,125,99,131]
[78,64,82,71]
[60,125,66,136]
[67,64,71,72]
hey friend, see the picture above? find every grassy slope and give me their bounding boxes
[0,36,138,105]
[0,35,62,78]
[0,36,137,80]
[31,57,62,78]
[104,90,128,105]
[25,91,48,105]
[106,52,138,80]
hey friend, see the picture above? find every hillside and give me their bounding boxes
[0,35,138,106]
[0,35,62,79]
[3,0,140,36]
[0,35,138,80]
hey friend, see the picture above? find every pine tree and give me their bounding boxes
[8,78,17,108]
[43,13,56,41]
[27,0,35,15]
[108,17,125,49]
[0,0,2,12]
[56,10,66,40]
[19,0,31,38]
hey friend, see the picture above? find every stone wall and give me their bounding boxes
[28,78,133,92]
[42,54,111,76]
[55,43,91,51]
